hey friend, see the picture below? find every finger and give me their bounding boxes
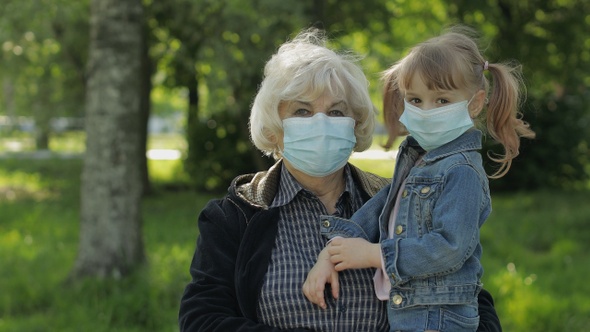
[302,280,312,300]
[330,272,340,299]
[314,283,327,309]
[334,262,346,272]
[330,238,343,246]
[329,254,342,264]
[304,278,324,307]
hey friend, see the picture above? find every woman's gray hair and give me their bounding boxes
[249,28,377,159]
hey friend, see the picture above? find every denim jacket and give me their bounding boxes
[320,129,491,309]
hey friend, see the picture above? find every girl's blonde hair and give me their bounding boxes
[382,26,535,178]
[250,28,377,159]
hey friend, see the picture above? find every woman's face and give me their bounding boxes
[277,91,353,150]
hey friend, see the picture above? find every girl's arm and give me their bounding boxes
[319,184,391,242]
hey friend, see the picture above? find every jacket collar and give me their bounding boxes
[401,129,482,164]
[232,159,390,209]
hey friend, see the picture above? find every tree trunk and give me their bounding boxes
[185,74,199,176]
[72,0,145,279]
[34,98,51,150]
[139,20,153,196]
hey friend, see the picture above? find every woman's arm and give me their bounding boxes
[178,199,309,332]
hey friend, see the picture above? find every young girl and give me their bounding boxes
[303,26,535,331]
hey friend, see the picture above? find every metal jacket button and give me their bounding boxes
[321,219,330,228]
[420,186,430,194]
[392,294,403,305]
[395,225,404,235]
[402,189,408,198]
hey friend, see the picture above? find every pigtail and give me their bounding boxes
[485,62,535,178]
[382,66,405,150]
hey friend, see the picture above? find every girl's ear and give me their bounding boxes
[469,89,486,118]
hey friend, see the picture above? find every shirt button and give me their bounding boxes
[322,219,330,227]
[420,186,430,194]
[392,294,403,305]
[401,189,408,198]
[395,225,404,235]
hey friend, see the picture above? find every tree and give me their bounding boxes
[0,0,88,149]
[72,0,145,279]
[185,0,307,191]
[447,0,590,190]
[184,0,399,192]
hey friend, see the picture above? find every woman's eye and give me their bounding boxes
[293,108,310,116]
[328,110,345,117]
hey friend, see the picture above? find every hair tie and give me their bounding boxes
[483,61,489,71]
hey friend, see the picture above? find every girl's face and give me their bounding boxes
[403,73,472,111]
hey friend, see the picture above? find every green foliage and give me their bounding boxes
[487,94,590,191]
[0,0,88,118]
[3,0,586,189]
[447,0,590,190]
[185,110,272,192]
[1,157,590,331]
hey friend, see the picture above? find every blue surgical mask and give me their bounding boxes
[399,99,474,151]
[282,113,356,177]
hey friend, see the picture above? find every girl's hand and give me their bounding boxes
[302,247,339,309]
[328,237,381,271]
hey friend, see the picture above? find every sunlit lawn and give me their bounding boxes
[1,133,589,331]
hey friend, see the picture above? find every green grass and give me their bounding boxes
[1,146,590,331]
[0,132,186,153]
[0,157,213,331]
[349,158,395,178]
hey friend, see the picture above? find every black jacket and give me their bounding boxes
[178,161,502,331]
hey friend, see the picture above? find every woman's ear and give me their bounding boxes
[469,89,486,118]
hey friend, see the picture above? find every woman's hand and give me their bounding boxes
[302,247,339,309]
[328,237,381,271]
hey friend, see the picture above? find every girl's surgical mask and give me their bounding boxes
[399,98,474,151]
[282,113,356,177]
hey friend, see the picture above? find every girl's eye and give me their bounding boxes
[438,99,450,104]
[408,98,421,104]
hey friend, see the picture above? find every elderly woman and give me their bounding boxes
[178,28,501,331]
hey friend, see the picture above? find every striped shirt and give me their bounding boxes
[257,164,388,331]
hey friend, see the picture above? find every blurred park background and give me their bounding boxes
[1,0,589,331]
